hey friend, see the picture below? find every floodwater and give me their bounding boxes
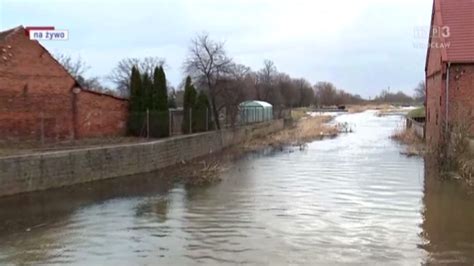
[0,111,474,265]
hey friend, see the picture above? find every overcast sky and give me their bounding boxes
[1,0,433,98]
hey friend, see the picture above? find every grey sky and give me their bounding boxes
[0,0,432,98]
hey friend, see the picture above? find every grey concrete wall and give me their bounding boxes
[406,117,425,139]
[0,120,284,197]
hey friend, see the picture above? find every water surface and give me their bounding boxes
[0,111,473,265]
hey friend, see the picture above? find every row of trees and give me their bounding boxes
[182,77,212,133]
[57,50,425,111]
[180,34,423,127]
[182,35,325,128]
[373,89,416,104]
[372,81,425,104]
[313,81,364,106]
[128,66,169,137]
[56,34,426,133]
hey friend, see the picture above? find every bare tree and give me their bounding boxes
[183,33,233,129]
[314,81,337,106]
[215,63,255,126]
[294,78,313,107]
[276,73,294,107]
[75,76,114,94]
[374,90,414,104]
[54,53,90,78]
[108,57,166,97]
[229,63,251,80]
[414,81,426,102]
[256,60,278,101]
[54,53,113,94]
[314,81,364,106]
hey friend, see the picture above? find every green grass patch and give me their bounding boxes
[407,107,425,118]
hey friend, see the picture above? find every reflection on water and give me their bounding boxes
[421,157,474,264]
[0,111,473,265]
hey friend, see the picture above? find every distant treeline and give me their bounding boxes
[313,82,424,107]
[56,33,425,130]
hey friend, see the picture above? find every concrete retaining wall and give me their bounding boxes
[406,117,425,139]
[0,120,284,197]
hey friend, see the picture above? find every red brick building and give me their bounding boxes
[0,26,128,140]
[425,0,474,146]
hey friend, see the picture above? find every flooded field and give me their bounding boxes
[0,111,473,265]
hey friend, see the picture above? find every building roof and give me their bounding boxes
[1,25,127,101]
[239,100,272,108]
[81,88,128,101]
[0,26,23,43]
[429,0,474,63]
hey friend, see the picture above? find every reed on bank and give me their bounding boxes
[391,127,424,157]
[242,115,338,151]
[184,114,339,186]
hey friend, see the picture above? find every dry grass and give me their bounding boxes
[458,156,474,186]
[391,128,418,144]
[436,115,474,185]
[346,103,411,116]
[376,106,411,117]
[291,107,312,120]
[184,161,223,186]
[184,115,339,186]
[346,104,394,113]
[391,127,425,156]
[242,116,338,151]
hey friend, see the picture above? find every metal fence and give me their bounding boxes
[129,108,213,137]
[0,92,292,156]
[0,107,290,141]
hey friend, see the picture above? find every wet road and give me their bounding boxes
[0,111,473,265]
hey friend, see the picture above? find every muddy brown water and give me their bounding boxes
[0,111,473,265]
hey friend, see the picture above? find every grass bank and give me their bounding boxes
[407,106,425,119]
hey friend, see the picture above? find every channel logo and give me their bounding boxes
[25,26,69,41]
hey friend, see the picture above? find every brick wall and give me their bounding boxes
[0,27,128,140]
[0,119,284,197]
[425,71,444,146]
[425,17,445,147]
[447,64,474,135]
[426,63,474,146]
[0,28,76,140]
[76,90,128,138]
[425,6,474,146]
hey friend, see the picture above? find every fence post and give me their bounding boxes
[40,111,45,146]
[169,110,172,136]
[146,109,150,139]
[189,108,192,134]
[206,107,209,131]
